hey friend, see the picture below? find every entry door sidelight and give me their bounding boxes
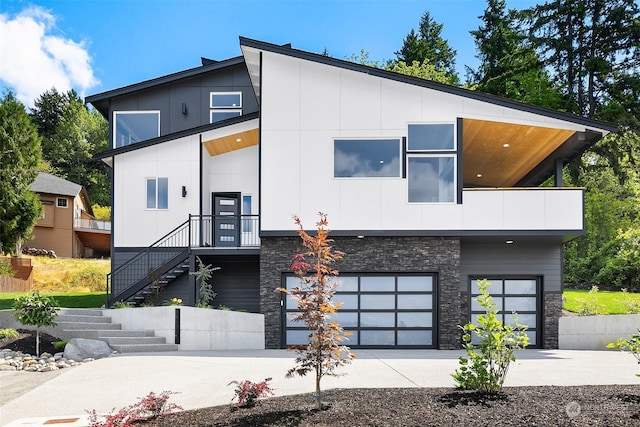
[213,193,240,247]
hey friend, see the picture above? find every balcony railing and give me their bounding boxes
[74,218,112,231]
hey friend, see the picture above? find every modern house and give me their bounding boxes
[27,172,110,258]
[86,37,617,350]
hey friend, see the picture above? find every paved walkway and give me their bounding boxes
[1,349,639,426]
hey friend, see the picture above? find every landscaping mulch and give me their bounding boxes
[142,385,640,426]
[0,329,60,356]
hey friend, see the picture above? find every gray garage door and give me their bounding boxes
[470,278,540,347]
[283,274,437,348]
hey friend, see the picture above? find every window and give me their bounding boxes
[146,178,168,210]
[57,198,68,208]
[334,139,401,178]
[406,123,457,203]
[242,195,252,232]
[210,92,242,123]
[408,156,455,203]
[113,111,160,148]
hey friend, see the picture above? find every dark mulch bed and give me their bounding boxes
[141,385,640,426]
[0,329,60,356]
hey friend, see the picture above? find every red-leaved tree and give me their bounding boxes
[277,212,355,409]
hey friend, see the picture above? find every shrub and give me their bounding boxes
[190,256,219,308]
[112,301,131,309]
[452,279,529,393]
[87,390,182,427]
[163,298,182,306]
[228,378,274,409]
[576,285,603,315]
[53,340,67,350]
[608,329,640,377]
[0,328,19,339]
[621,288,640,314]
[13,292,59,356]
[277,213,355,409]
[0,258,14,276]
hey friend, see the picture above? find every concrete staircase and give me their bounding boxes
[55,308,178,353]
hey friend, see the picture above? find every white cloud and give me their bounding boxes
[0,6,98,107]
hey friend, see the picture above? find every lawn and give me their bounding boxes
[0,291,106,310]
[563,288,640,315]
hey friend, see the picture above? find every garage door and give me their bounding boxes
[283,274,437,348]
[469,278,539,347]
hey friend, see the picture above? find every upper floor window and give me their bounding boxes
[407,123,457,203]
[334,139,401,178]
[57,197,68,208]
[114,111,160,148]
[146,177,168,210]
[210,92,242,123]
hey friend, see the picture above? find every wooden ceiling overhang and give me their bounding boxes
[203,128,259,156]
[462,118,581,188]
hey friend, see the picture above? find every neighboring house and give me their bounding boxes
[86,38,617,350]
[28,172,111,258]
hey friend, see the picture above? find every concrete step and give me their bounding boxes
[57,308,105,316]
[102,336,167,346]
[58,322,122,330]
[56,314,112,323]
[109,343,179,353]
[69,329,156,339]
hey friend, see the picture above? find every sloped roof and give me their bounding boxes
[30,172,81,197]
[85,56,246,118]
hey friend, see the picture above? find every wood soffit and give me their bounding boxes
[462,119,575,187]
[203,128,259,156]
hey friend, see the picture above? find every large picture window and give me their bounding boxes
[210,92,242,123]
[114,111,160,148]
[406,123,457,203]
[408,156,455,203]
[146,177,168,210]
[334,139,401,178]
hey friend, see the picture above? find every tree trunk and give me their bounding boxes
[36,327,40,356]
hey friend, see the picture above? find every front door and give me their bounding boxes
[213,193,240,247]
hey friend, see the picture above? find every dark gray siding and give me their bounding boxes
[109,62,258,139]
[460,238,563,348]
[460,239,562,293]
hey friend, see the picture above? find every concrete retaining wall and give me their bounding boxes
[105,306,265,351]
[559,314,640,350]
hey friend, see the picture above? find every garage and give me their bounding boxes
[283,273,437,348]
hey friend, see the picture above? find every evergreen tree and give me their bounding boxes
[395,11,459,83]
[0,93,43,255]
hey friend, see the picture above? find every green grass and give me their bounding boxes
[0,291,106,310]
[563,289,640,315]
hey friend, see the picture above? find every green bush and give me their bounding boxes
[13,292,59,355]
[0,328,19,339]
[53,340,67,350]
[576,285,603,315]
[0,258,14,276]
[608,329,640,377]
[453,279,529,393]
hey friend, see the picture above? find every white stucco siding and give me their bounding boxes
[114,135,200,247]
[207,145,259,211]
[259,51,585,232]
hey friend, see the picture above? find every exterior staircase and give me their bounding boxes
[55,308,178,353]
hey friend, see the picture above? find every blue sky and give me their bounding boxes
[1,0,540,107]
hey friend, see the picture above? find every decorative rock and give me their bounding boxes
[40,352,53,358]
[0,365,17,371]
[64,338,113,362]
[40,365,58,372]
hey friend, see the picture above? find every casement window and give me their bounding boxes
[57,197,68,208]
[406,123,457,203]
[333,139,401,178]
[210,92,242,123]
[113,111,160,148]
[242,195,252,232]
[146,177,168,210]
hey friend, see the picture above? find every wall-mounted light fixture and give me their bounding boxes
[182,186,187,197]
[181,103,187,115]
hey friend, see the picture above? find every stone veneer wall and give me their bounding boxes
[260,236,461,349]
[543,293,561,349]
